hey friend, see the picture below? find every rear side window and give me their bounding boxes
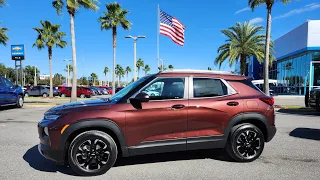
[193,78,228,98]
[228,79,264,94]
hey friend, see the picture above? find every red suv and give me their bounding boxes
[38,70,276,176]
[60,87,91,98]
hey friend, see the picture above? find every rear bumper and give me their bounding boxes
[38,143,65,164]
[266,126,276,142]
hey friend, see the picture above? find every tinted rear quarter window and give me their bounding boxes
[193,78,228,98]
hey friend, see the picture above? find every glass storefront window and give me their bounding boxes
[312,52,320,61]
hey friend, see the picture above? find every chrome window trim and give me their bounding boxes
[189,77,238,99]
[129,77,188,102]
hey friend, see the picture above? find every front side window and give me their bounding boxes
[193,78,228,98]
[141,78,185,100]
[4,78,14,88]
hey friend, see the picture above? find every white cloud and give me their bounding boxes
[235,7,250,14]
[275,3,320,20]
[249,17,264,24]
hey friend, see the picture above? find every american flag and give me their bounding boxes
[159,9,185,46]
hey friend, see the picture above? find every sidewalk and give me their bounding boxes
[273,95,305,106]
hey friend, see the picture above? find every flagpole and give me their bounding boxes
[157,4,160,71]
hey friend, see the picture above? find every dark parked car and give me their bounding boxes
[90,86,103,95]
[60,87,91,98]
[115,87,124,93]
[24,86,60,97]
[308,88,320,111]
[0,76,24,108]
[38,70,276,176]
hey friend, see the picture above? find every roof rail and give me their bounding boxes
[161,69,233,75]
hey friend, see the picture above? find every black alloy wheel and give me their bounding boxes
[226,123,265,162]
[68,131,117,176]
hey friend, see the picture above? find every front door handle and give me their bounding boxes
[227,101,239,106]
[171,104,185,109]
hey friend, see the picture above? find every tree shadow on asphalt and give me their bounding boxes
[277,108,320,116]
[23,145,233,175]
[289,128,320,141]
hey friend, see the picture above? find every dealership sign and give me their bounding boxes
[40,75,50,80]
[11,45,25,60]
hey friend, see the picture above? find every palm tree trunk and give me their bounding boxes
[240,55,246,76]
[70,13,77,102]
[137,68,140,79]
[264,7,272,96]
[117,76,120,87]
[112,27,116,95]
[48,47,53,98]
[126,73,128,86]
[104,73,107,86]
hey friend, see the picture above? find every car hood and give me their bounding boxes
[46,98,112,114]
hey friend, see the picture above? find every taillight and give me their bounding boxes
[260,97,274,106]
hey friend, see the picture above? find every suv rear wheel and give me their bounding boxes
[68,130,118,176]
[16,95,23,108]
[226,123,265,162]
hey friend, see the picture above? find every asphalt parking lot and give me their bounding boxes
[0,107,319,180]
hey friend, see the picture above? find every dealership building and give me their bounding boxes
[239,20,320,95]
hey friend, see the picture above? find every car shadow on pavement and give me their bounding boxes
[23,145,78,176]
[115,149,233,167]
[24,145,233,175]
[277,108,320,116]
[289,128,320,141]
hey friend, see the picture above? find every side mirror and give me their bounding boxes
[130,92,150,109]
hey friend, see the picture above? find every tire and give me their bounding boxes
[61,94,66,98]
[80,94,85,98]
[24,93,29,98]
[42,93,48,98]
[68,131,118,176]
[16,95,23,108]
[226,123,265,162]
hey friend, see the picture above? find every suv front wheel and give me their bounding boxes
[226,123,265,162]
[68,130,118,176]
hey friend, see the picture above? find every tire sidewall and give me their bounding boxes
[228,124,265,162]
[80,94,85,98]
[42,93,47,98]
[16,95,23,108]
[68,131,117,176]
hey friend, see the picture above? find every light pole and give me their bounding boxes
[125,35,146,81]
[34,66,37,86]
[64,59,72,86]
[157,58,167,71]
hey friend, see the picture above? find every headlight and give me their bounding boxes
[44,127,49,136]
[44,114,60,120]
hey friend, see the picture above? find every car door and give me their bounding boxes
[186,77,242,150]
[0,77,6,105]
[29,86,39,96]
[125,77,188,156]
[2,78,16,103]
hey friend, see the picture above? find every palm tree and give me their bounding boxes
[33,20,67,98]
[143,65,151,76]
[52,0,99,101]
[125,66,131,85]
[98,2,131,94]
[215,22,275,76]
[103,66,109,86]
[136,58,144,78]
[64,64,73,86]
[207,67,212,70]
[115,64,124,86]
[0,0,6,7]
[90,73,98,86]
[0,26,8,46]
[168,65,174,70]
[249,0,290,95]
[158,65,167,71]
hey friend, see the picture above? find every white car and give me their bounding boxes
[143,89,160,96]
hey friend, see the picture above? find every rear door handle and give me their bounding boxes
[171,104,185,109]
[227,101,239,106]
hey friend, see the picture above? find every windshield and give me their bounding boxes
[108,76,150,102]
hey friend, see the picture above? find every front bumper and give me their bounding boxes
[38,120,65,164]
[38,143,65,164]
[266,126,276,142]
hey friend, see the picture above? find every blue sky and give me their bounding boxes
[0,0,320,81]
